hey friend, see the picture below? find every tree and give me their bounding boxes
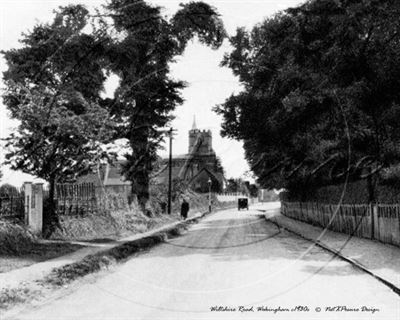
[224,178,248,193]
[215,0,400,201]
[2,5,115,233]
[225,178,239,193]
[102,0,226,210]
[214,156,225,177]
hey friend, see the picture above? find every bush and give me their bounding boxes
[0,220,37,255]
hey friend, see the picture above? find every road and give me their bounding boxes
[7,203,399,319]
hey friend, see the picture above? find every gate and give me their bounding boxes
[0,187,24,222]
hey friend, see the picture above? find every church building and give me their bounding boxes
[79,117,225,193]
[154,117,225,193]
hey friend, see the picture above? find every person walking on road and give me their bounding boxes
[181,199,189,220]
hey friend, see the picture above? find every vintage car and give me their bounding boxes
[238,197,249,211]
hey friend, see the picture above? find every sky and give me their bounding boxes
[0,0,303,186]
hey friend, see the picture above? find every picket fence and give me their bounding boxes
[50,183,133,216]
[217,192,247,202]
[45,183,96,216]
[281,202,400,247]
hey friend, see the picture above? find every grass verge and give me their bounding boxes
[0,218,192,311]
[0,220,85,273]
[0,220,37,255]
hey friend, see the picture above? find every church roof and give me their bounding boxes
[188,167,224,185]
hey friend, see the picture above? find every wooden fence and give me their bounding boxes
[217,192,247,202]
[281,202,400,247]
[48,183,131,216]
[51,183,97,216]
[376,205,400,246]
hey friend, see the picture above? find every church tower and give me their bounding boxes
[188,116,213,155]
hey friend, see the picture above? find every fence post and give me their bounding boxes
[372,203,378,241]
[370,202,378,240]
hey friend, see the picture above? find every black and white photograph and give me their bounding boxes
[0,0,399,319]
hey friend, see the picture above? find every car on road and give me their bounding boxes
[238,198,249,211]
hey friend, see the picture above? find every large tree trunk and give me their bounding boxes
[43,176,61,238]
[131,170,150,214]
[127,132,152,215]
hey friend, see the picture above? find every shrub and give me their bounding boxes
[0,220,37,255]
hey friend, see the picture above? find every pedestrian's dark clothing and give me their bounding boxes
[181,201,189,220]
[160,202,167,213]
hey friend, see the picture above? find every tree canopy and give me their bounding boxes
[101,0,226,209]
[2,0,226,216]
[215,0,400,199]
[2,5,114,186]
[2,5,116,232]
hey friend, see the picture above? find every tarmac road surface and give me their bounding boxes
[7,203,400,319]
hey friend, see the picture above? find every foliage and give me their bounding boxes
[1,5,115,233]
[101,0,226,210]
[150,177,188,205]
[215,0,400,200]
[0,220,37,255]
[2,1,226,220]
[247,183,259,198]
[214,156,225,176]
[2,5,114,182]
[225,178,245,193]
[224,178,258,196]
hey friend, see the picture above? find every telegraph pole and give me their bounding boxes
[168,127,173,215]
[208,177,212,213]
[156,126,176,215]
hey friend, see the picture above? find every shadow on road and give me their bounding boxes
[136,208,362,278]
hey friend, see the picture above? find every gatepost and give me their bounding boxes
[23,182,43,235]
[23,182,32,225]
